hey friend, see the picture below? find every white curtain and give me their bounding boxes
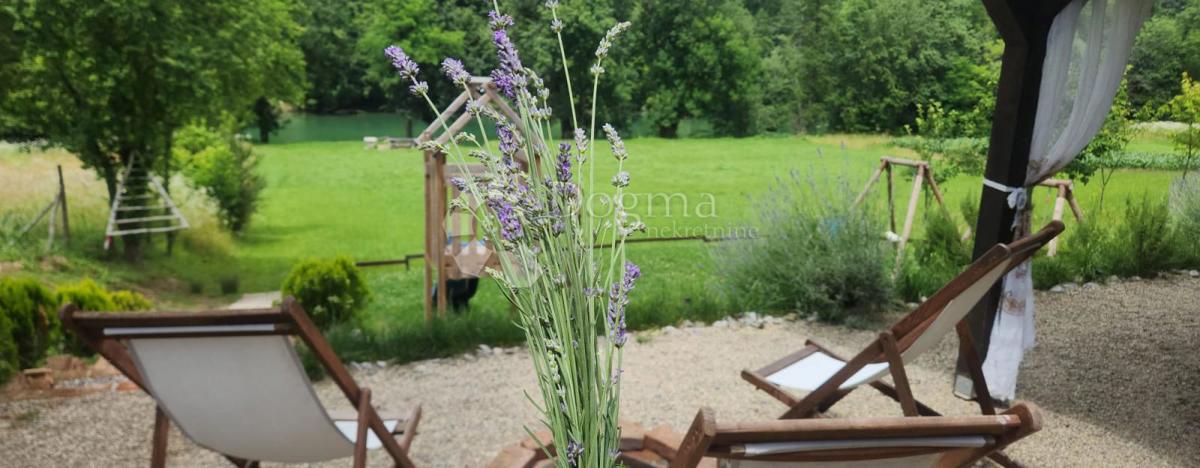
[981,0,1154,401]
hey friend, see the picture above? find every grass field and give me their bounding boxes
[0,135,1188,362]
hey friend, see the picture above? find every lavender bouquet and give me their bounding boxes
[386,2,639,466]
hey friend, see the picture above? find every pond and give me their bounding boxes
[267,112,423,144]
[261,112,718,144]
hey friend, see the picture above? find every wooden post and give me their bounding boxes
[434,152,449,318]
[960,0,1074,394]
[1048,184,1067,256]
[885,163,896,233]
[423,150,435,322]
[895,165,925,262]
[56,165,70,246]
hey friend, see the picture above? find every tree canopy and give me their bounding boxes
[0,0,305,258]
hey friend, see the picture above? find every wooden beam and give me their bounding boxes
[960,0,1075,393]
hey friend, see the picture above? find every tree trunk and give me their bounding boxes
[259,126,270,144]
[117,148,146,263]
[657,122,679,138]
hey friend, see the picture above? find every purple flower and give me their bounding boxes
[556,143,572,183]
[497,124,520,157]
[573,128,589,158]
[595,22,632,59]
[490,28,526,99]
[623,262,642,287]
[449,177,468,192]
[606,261,640,347]
[602,124,627,160]
[611,171,629,188]
[565,441,584,467]
[384,45,419,79]
[441,57,469,85]
[488,10,513,30]
[492,200,523,242]
[408,81,428,96]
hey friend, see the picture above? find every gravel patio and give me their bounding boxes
[1,274,1197,467]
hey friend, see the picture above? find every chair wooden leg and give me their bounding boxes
[151,405,169,468]
[879,332,919,417]
[397,406,422,453]
[354,388,372,468]
[955,322,996,415]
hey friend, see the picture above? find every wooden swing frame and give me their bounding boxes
[417,76,531,321]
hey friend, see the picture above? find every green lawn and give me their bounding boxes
[1,135,1188,363]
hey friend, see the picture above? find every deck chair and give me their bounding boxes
[741,221,1063,422]
[669,403,1042,468]
[59,297,421,468]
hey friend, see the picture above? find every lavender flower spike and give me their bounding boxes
[491,28,526,99]
[595,22,632,59]
[488,10,513,31]
[602,124,628,161]
[611,171,630,188]
[556,143,572,183]
[574,128,589,153]
[607,261,641,347]
[441,57,469,86]
[384,45,419,79]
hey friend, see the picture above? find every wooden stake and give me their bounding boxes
[57,165,70,246]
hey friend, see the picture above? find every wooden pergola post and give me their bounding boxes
[958,0,1075,395]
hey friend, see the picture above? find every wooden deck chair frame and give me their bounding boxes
[741,221,1063,466]
[59,297,420,468]
[669,403,1042,468]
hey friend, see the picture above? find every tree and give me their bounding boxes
[1065,79,1134,213]
[0,0,305,260]
[296,0,376,113]
[356,0,464,117]
[637,0,762,137]
[253,97,285,143]
[1164,72,1200,179]
[817,0,993,132]
[1127,3,1200,111]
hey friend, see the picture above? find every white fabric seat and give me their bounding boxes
[742,435,990,455]
[731,454,941,468]
[334,419,400,450]
[127,334,393,463]
[765,352,890,392]
[763,257,1011,396]
[730,436,990,468]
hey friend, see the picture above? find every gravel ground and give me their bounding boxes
[2,275,1197,467]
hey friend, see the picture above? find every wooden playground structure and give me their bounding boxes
[103,155,189,251]
[417,76,529,321]
[853,156,948,254]
[854,157,1083,265]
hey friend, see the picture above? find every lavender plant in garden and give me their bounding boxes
[386,2,638,466]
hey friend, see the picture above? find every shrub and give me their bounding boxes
[55,279,117,313]
[1171,177,1200,266]
[0,309,18,384]
[898,208,971,301]
[0,278,59,369]
[55,279,152,355]
[1032,221,1113,289]
[110,290,152,312]
[713,171,893,323]
[173,119,266,232]
[1110,194,1177,276]
[281,257,370,330]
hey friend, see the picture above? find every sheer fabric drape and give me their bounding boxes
[981,0,1154,401]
